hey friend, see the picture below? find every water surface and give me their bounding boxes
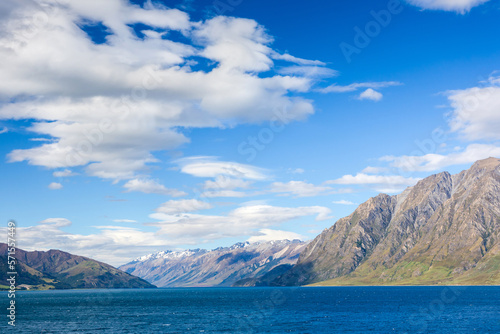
[2,286,499,333]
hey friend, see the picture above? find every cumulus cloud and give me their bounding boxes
[327,173,421,193]
[278,66,338,78]
[123,178,187,197]
[4,204,332,265]
[48,182,63,190]
[247,229,306,243]
[203,175,253,190]
[319,81,402,93]
[201,190,250,198]
[405,0,490,13]
[364,74,500,175]
[270,181,333,197]
[155,199,213,215]
[447,74,500,141]
[332,200,357,205]
[177,156,269,180]
[381,143,500,172]
[39,218,72,227]
[200,175,254,198]
[0,0,326,181]
[4,219,173,265]
[358,88,383,102]
[149,205,333,241]
[270,52,326,66]
[53,169,76,177]
[361,166,389,174]
[288,168,305,174]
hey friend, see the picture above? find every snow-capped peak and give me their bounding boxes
[134,249,205,262]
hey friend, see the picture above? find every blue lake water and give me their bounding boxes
[1,286,499,333]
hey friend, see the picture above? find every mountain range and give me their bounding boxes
[0,244,155,290]
[5,158,499,289]
[273,157,500,286]
[119,240,307,287]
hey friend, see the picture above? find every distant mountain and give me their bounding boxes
[0,244,155,290]
[119,240,307,287]
[274,157,500,286]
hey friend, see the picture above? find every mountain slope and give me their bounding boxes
[233,264,294,287]
[0,244,155,289]
[119,240,307,287]
[0,255,56,289]
[275,157,500,286]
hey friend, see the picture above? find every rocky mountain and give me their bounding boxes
[232,264,294,287]
[0,244,155,290]
[119,240,307,287]
[274,157,500,286]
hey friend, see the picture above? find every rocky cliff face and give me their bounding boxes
[275,157,500,286]
[119,240,307,287]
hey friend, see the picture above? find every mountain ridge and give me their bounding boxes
[120,239,307,287]
[273,157,500,286]
[0,244,155,290]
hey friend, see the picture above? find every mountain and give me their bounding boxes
[274,157,500,286]
[0,244,155,290]
[119,240,307,287]
[232,264,294,287]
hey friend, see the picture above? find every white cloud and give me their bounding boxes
[361,166,388,174]
[39,218,72,227]
[329,173,420,186]
[288,168,305,174]
[247,229,306,243]
[203,175,253,190]
[405,0,490,13]
[200,175,253,198]
[0,127,8,134]
[48,182,63,190]
[3,218,174,266]
[149,205,333,241]
[53,169,76,177]
[358,88,383,102]
[327,173,420,193]
[112,219,137,223]
[270,52,326,66]
[201,190,250,198]
[278,66,338,78]
[178,157,268,180]
[447,75,500,141]
[319,81,402,93]
[381,143,500,172]
[0,0,325,181]
[4,205,331,265]
[366,75,500,175]
[123,178,187,197]
[270,181,333,197]
[333,200,357,205]
[155,199,213,215]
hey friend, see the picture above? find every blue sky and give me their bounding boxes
[1,0,500,265]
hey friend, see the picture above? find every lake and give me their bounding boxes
[2,286,499,333]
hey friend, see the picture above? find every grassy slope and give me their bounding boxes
[0,255,61,290]
[0,246,156,290]
[309,254,500,286]
[56,259,155,288]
